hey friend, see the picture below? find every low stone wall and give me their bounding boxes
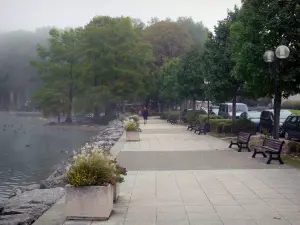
[0,119,124,225]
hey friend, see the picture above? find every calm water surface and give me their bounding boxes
[0,112,96,201]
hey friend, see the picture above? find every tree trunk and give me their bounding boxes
[273,90,282,139]
[192,97,196,111]
[122,101,125,113]
[94,107,100,121]
[232,94,237,122]
[65,87,73,123]
[57,113,61,123]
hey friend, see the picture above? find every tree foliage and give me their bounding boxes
[143,20,192,67]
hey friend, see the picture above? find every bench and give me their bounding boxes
[194,123,207,135]
[167,115,178,124]
[187,121,198,131]
[252,138,285,164]
[229,132,251,152]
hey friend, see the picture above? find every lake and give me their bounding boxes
[0,112,96,201]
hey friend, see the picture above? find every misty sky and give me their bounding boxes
[1,0,242,32]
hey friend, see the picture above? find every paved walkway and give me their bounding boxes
[63,118,300,225]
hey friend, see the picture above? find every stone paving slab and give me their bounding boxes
[63,169,300,225]
[121,133,231,152]
[117,150,292,170]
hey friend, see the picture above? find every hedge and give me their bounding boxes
[287,141,300,155]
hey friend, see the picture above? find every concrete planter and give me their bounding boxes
[126,131,140,141]
[65,184,113,220]
[113,183,120,202]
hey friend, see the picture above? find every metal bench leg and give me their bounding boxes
[238,143,242,152]
[252,150,257,158]
[278,156,284,165]
[266,155,273,164]
[247,145,251,152]
[262,152,267,158]
[229,141,233,148]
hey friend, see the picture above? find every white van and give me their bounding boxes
[218,103,248,119]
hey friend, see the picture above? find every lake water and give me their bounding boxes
[0,112,96,201]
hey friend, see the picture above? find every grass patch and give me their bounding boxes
[289,109,300,114]
[282,155,300,169]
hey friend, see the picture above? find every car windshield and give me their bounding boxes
[228,104,248,112]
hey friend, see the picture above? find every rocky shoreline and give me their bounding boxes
[0,119,124,225]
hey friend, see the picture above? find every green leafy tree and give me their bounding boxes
[79,16,153,118]
[177,17,208,46]
[232,0,300,136]
[202,8,242,121]
[157,58,181,109]
[178,45,205,110]
[32,84,67,123]
[31,28,83,123]
[143,20,192,67]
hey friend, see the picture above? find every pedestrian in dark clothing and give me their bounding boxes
[142,107,149,124]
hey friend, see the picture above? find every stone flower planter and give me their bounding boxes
[65,184,113,220]
[113,183,120,202]
[126,131,140,141]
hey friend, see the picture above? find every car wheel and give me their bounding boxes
[284,131,291,140]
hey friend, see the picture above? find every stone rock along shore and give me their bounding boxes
[0,119,124,225]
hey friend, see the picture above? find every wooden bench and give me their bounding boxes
[194,123,207,135]
[229,132,251,152]
[187,121,198,131]
[252,138,285,164]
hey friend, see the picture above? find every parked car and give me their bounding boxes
[211,105,219,115]
[218,103,248,119]
[259,109,292,135]
[281,114,300,140]
[240,111,261,131]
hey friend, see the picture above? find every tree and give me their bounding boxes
[31,28,83,123]
[143,20,192,67]
[178,45,205,110]
[202,8,243,121]
[32,84,67,123]
[177,17,209,46]
[232,0,300,137]
[79,16,153,118]
[157,58,181,109]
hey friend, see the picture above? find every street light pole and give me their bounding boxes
[204,79,210,128]
[263,45,290,139]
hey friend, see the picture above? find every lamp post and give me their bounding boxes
[204,79,210,125]
[263,45,290,139]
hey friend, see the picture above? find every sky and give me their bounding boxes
[0,0,242,32]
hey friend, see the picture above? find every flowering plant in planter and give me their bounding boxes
[125,122,140,141]
[125,121,139,131]
[129,114,140,123]
[65,149,126,220]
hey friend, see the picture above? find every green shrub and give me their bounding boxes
[287,141,300,155]
[198,115,222,123]
[129,114,140,123]
[125,122,139,131]
[66,151,115,187]
[216,122,224,133]
[210,119,231,132]
[187,111,201,123]
[160,112,168,119]
[232,118,257,134]
[222,123,233,133]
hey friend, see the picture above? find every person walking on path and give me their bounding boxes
[142,106,149,124]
